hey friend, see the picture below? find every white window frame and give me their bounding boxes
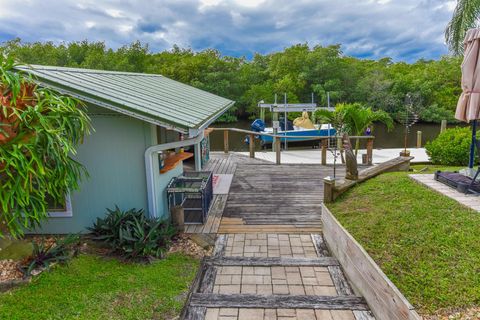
[47,194,73,218]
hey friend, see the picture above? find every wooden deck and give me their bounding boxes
[184,153,270,235]
[185,152,343,235]
[219,164,342,234]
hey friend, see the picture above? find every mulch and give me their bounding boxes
[168,234,212,259]
[425,308,480,320]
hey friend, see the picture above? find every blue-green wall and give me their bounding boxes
[32,110,182,234]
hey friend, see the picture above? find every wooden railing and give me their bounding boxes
[210,127,375,165]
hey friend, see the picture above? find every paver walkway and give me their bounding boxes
[182,153,374,319]
[410,174,480,211]
[183,233,375,320]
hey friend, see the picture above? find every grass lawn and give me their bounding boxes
[0,252,199,320]
[410,164,463,174]
[327,167,480,314]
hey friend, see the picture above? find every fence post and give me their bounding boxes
[321,139,328,165]
[249,134,255,158]
[366,138,373,165]
[275,138,281,165]
[323,176,335,203]
[223,130,229,154]
[440,120,447,133]
[416,131,422,148]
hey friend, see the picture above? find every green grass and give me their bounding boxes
[410,164,463,174]
[328,170,480,314]
[0,253,199,320]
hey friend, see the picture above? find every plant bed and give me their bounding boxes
[327,169,480,318]
[0,235,79,291]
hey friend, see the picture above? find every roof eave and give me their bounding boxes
[189,101,235,137]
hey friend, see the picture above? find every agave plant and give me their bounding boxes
[0,55,91,238]
[89,206,176,261]
[20,234,80,277]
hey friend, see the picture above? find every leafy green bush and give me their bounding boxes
[425,127,475,165]
[89,206,176,261]
[21,234,80,276]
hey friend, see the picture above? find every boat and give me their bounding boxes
[260,123,335,144]
[248,94,336,146]
[250,118,335,145]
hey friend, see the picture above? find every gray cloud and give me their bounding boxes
[0,0,456,61]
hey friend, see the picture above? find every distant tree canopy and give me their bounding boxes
[0,38,463,123]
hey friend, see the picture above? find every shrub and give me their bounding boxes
[20,234,80,276]
[425,127,476,165]
[89,206,176,261]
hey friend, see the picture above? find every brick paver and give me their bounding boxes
[204,308,356,320]
[224,233,318,258]
[202,233,370,320]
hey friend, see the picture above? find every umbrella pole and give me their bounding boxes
[469,120,477,169]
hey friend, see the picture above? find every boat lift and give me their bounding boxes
[257,93,335,150]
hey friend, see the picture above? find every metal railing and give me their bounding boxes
[210,127,375,165]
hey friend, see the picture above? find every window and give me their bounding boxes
[46,194,73,218]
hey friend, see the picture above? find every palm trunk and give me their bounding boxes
[354,138,360,156]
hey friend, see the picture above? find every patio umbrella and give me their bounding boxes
[455,28,480,168]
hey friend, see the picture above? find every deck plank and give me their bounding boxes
[187,153,344,234]
[220,163,343,232]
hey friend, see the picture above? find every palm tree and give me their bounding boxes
[343,103,393,155]
[316,103,394,155]
[445,0,480,55]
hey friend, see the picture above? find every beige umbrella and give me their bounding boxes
[455,28,480,168]
[456,28,480,122]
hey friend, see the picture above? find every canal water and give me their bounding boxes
[209,120,460,152]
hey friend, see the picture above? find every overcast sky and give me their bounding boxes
[0,0,456,62]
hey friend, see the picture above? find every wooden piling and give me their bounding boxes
[249,134,255,158]
[323,176,335,203]
[366,138,373,166]
[321,139,328,165]
[223,130,229,154]
[275,138,281,165]
[440,120,447,133]
[416,131,422,148]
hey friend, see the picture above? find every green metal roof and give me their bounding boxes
[16,65,234,134]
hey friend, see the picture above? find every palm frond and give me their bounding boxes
[445,0,480,55]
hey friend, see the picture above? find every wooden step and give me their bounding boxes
[189,293,369,310]
[204,256,339,267]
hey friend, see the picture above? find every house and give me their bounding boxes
[16,65,234,234]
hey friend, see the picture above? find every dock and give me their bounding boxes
[185,152,344,235]
[234,147,429,164]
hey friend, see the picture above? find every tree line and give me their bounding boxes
[0,38,462,123]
